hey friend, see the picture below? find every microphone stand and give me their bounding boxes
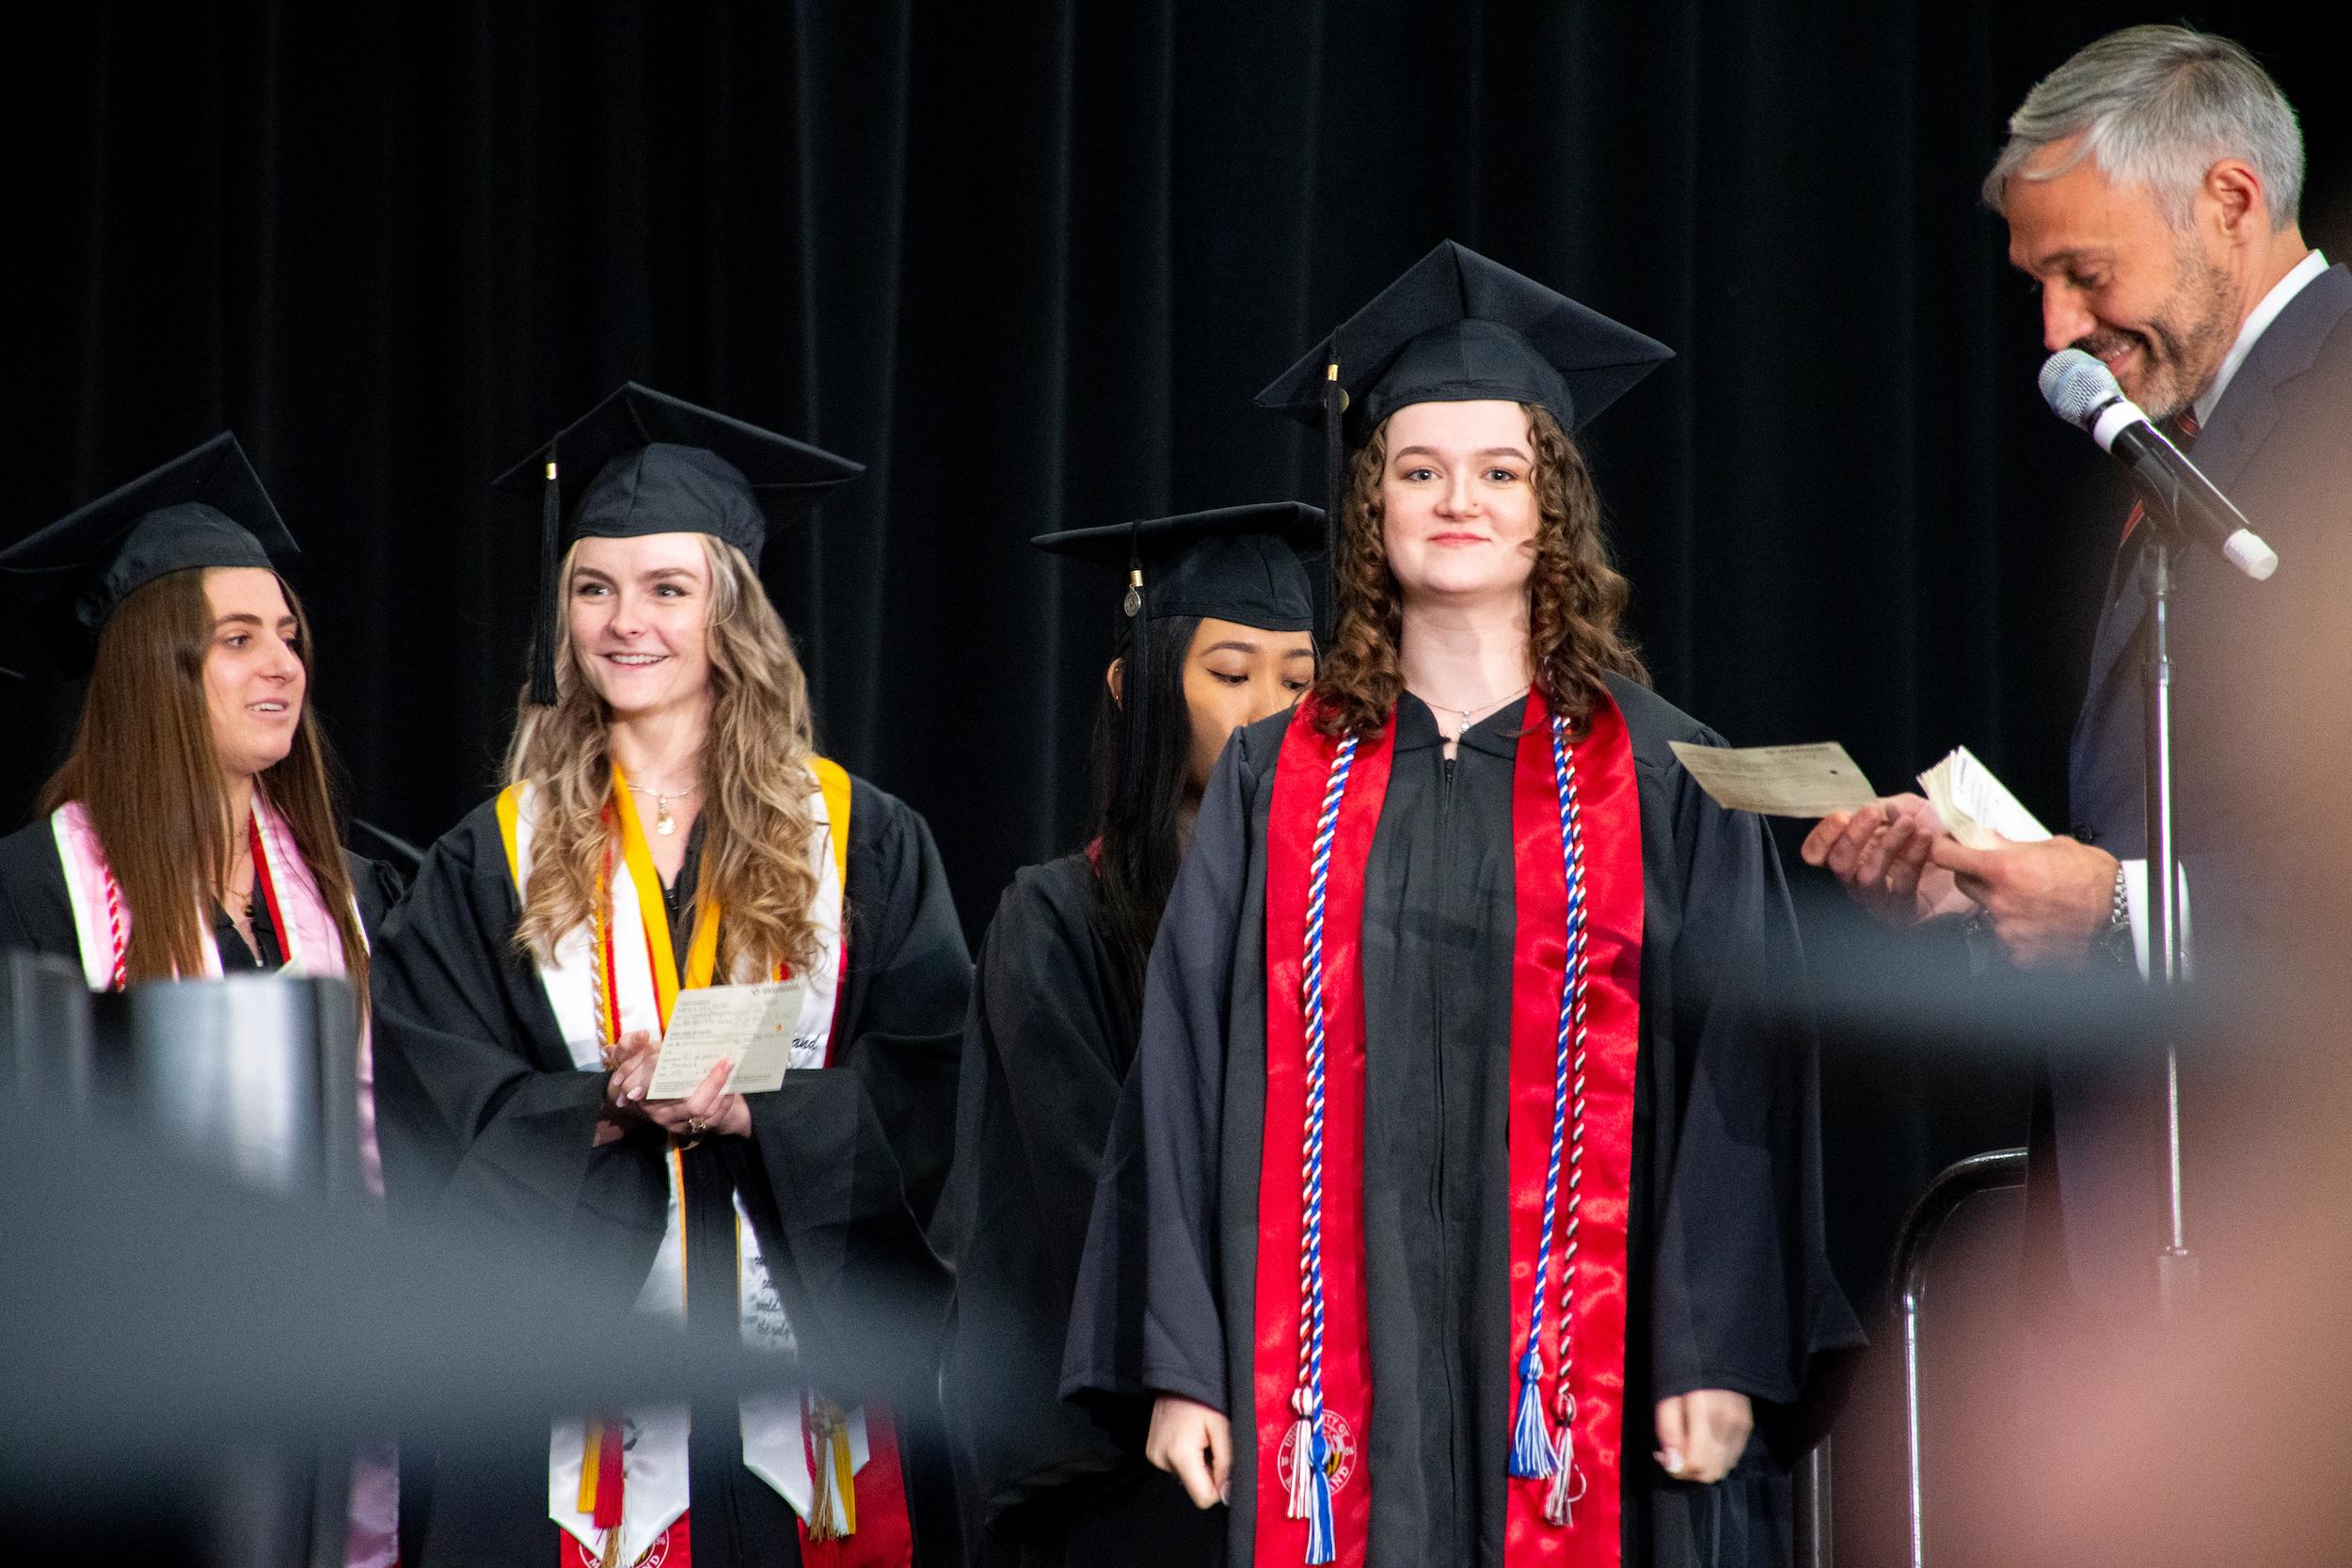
[2139,531,2198,1319]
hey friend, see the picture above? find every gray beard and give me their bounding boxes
[2139,252,2242,421]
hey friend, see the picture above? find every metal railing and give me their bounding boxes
[1889,1148,2028,1568]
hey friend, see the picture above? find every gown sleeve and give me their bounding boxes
[1645,751,1864,1416]
[824,780,973,1240]
[345,849,410,941]
[0,824,78,962]
[730,782,969,1390]
[1061,731,1256,1414]
[367,812,662,1291]
[946,861,1139,1521]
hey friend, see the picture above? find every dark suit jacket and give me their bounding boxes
[2048,260,2352,1306]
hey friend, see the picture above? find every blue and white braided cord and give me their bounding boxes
[1544,717,1592,1527]
[1509,716,1595,1528]
[1288,734,1356,1565]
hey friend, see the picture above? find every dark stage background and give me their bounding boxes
[5,2,2344,1552]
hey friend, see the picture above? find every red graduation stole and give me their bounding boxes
[1255,689,1645,1568]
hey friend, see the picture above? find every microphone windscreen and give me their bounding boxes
[2040,348,2123,430]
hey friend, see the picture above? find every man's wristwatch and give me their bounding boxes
[2100,861,2134,960]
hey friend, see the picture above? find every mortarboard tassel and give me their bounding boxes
[1117,521,1149,812]
[531,453,562,706]
[1320,360,1343,646]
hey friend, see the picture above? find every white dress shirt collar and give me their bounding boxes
[2195,248,2328,425]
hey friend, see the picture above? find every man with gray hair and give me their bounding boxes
[1804,24,2352,1303]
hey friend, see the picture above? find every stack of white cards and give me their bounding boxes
[1916,746,2049,849]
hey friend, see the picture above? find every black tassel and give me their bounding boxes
[1117,520,1149,813]
[1320,358,1344,646]
[530,452,561,706]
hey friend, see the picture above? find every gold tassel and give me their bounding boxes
[803,1396,857,1541]
[831,1417,859,1536]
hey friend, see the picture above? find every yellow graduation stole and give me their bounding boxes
[495,756,860,1564]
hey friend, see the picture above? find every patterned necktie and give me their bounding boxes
[2118,407,2203,545]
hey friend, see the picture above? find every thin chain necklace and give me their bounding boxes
[217,826,256,912]
[1420,679,1534,742]
[627,779,702,837]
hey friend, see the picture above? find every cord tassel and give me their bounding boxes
[1284,1410,1318,1521]
[1544,1402,1582,1528]
[1292,1413,1336,1565]
[1508,1354,1558,1479]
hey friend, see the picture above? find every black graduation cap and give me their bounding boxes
[0,433,296,676]
[1253,241,1674,617]
[493,383,865,704]
[1033,501,1321,808]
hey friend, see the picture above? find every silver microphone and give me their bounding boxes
[2039,349,2277,581]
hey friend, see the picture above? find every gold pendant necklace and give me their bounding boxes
[629,779,700,836]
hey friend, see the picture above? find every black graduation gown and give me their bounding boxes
[941,853,1225,1568]
[1062,676,1861,1568]
[370,774,972,1568]
[0,816,406,960]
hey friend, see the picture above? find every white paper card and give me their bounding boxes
[1916,746,2050,849]
[1667,741,1880,817]
[644,979,809,1099]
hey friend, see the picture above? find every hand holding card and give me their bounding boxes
[643,979,810,1100]
[1668,740,1880,817]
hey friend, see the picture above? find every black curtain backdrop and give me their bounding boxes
[4,3,2343,1548]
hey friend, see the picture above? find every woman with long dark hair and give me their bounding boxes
[1062,244,1862,1568]
[942,504,1318,1568]
[0,435,393,987]
[0,432,404,1567]
[371,385,972,1568]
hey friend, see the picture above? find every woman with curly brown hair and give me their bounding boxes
[1062,244,1860,1568]
[371,385,971,1568]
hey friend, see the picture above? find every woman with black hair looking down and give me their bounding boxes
[944,504,1319,1568]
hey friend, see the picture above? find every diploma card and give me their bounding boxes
[1667,741,1880,818]
[1917,746,2051,850]
[644,979,809,1099]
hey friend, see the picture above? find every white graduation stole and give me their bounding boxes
[497,762,857,1565]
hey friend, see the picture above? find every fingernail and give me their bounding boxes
[1218,1482,1231,1505]
[1660,1448,1684,1475]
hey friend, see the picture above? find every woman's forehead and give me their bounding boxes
[1190,615,1317,652]
[1382,398,1533,449]
[572,531,710,575]
[201,565,293,619]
